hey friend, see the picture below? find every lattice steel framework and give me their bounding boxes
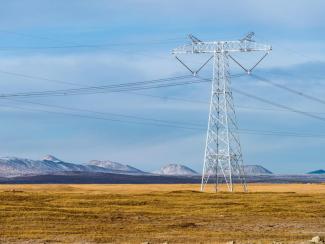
[172,33,271,192]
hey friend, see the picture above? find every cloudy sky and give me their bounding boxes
[0,0,325,173]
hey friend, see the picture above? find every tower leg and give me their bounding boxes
[201,52,246,192]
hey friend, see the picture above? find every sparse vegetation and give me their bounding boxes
[0,184,325,243]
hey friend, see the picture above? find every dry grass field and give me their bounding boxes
[1,184,325,243]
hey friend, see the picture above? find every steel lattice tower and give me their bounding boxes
[172,33,271,192]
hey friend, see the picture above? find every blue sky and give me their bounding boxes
[0,0,325,173]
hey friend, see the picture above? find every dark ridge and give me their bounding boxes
[0,172,200,184]
[1,172,325,184]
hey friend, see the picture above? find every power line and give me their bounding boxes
[129,91,325,117]
[0,39,186,51]
[129,91,208,104]
[1,33,324,151]
[7,98,204,127]
[9,97,325,139]
[2,68,325,119]
[0,75,205,98]
[2,101,203,131]
[1,43,325,116]
[1,60,325,134]
[1,88,323,139]
[3,99,325,139]
[10,89,325,138]
[0,69,81,87]
[269,39,325,64]
[251,73,325,105]
[239,128,325,138]
[237,104,325,115]
[232,87,325,123]
[0,80,323,139]
[0,29,74,45]
[197,75,325,123]
[0,30,180,62]
[3,68,325,117]
[0,69,265,108]
[0,29,186,45]
[0,79,209,98]
[0,69,189,88]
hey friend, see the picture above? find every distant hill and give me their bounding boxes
[153,164,199,176]
[244,165,273,175]
[87,160,145,174]
[308,169,325,174]
[153,164,271,176]
[205,164,272,175]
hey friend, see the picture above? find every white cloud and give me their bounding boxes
[1,0,325,29]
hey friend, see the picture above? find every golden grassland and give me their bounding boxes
[1,184,325,243]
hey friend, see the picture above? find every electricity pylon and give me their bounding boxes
[172,32,271,192]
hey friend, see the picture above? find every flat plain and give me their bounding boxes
[1,184,325,243]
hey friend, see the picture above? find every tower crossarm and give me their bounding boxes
[172,40,272,54]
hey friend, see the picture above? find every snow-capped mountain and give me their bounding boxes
[0,155,88,177]
[87,160,144,174]
[0,155,144,177]
[43,155,62,163]
[153,164,199,176]
[243,165,273,175]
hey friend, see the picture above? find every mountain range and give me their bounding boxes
[0,155,145,177]
[0,155,280,178]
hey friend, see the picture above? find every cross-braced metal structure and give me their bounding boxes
[172,33,271,192]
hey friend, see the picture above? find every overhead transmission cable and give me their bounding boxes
[3,102,203,131]
[1,67,325,116]
[2,69,325,125]
[0,38,187,51]
[0,75,210,98]
[232,87,325,123]
[251,74,325,105]
[1,78,324,139]
[0,74,324,138]
[1,31,325,138]
[4,99,325,139]
[197,76,325,123]
[7,98,204,127]
[0,29,186,44]
[259,36,324,64]
[129,91,325,115]
[2,68,325,116]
